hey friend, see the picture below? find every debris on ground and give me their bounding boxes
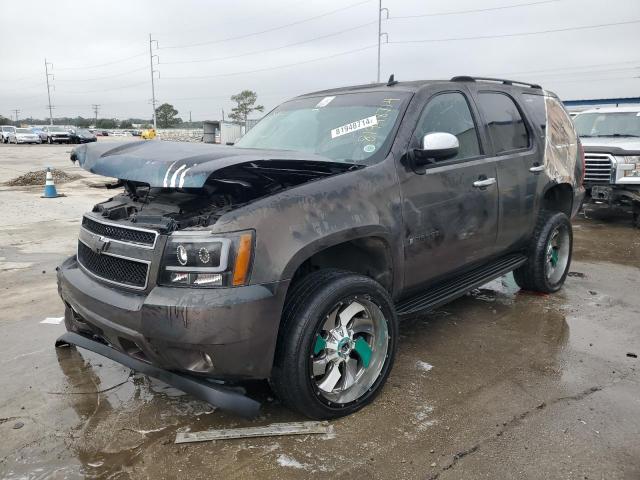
[627,352,638,358]
[12,421,24,429]
[4,169,80,186]
[174,421,332,444]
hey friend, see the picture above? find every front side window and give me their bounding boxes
[573,112,640,138]
[478,92,529,154]
[235,91,411,164]
[414,92,481,160]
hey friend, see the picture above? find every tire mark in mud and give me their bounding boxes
[426,385,604,479]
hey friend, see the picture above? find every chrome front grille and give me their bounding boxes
[82,216,157,247]
[584,153,613,184]
[77,215,158,290]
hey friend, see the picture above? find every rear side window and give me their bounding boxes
[478,92,529,154]
[414,92,481,160]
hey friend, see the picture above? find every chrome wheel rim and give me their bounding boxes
[311,297,389,404]
[545,225,570,284]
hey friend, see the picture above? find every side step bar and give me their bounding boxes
[395,254,527,316]
[55,332,261,418]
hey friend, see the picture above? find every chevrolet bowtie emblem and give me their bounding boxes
[90,235,111,254]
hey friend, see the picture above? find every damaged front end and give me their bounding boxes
[58,141,361,414]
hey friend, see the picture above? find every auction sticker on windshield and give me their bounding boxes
[331,115,378,139]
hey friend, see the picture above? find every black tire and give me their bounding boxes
[271,269,398,419]
[514,211,573,293]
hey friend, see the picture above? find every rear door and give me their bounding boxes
[399,89,500,292]
[470,88,542,251]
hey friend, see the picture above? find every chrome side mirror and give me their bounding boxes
[418,132,459,162]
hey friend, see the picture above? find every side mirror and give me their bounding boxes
[414,132,459,165]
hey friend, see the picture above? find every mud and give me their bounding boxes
[0,142,639,479]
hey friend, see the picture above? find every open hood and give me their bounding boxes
[71,141,353,188]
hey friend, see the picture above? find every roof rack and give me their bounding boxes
[450,76,542,90]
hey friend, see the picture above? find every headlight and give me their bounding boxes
[620,155,640,177]
[158,230,254,288]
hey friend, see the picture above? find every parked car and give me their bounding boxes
[42,125,71,144]
[573,106,640,227]
[31,127,48,143]
[141,128,156,140]
[69,128,97,144]
[59,76,584,419]
[8,127,42,144]
[1,125,16,143]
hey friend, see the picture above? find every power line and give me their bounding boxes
[162,43,378,80]
[160,21,377,65]
[161,0,373,49]
[54,66,149,83]
[390,0,561,19]
[61,80,149,95]
[387,19,640,45]
[55,52,147,71]
[496,59,640,76]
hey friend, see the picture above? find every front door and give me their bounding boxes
[399,90,500,293]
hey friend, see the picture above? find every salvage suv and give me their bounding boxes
[57,76,584,419]
[573,107,640,227]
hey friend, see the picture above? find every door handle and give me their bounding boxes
[529,165,545,172]
[473,177,496,188]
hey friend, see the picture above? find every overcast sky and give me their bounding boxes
[0,0,638,122]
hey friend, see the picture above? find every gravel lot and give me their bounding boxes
[0,140,638,479]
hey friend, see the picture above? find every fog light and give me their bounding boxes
[202,352,214,368]
[192,273,222,286]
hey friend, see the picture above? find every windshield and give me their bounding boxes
[2,126,14,131]
[16,128,32,134]
[235,91,411,163]
[48,126,67,132]
[574,112,640,137]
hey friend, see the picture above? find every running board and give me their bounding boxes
[55,332,261,418]
[395,254,527,316]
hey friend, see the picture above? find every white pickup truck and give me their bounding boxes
[573,106,640,227]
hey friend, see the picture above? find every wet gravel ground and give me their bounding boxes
[0,142,639,479]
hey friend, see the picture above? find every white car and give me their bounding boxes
[8,128,41,144]
[1,125,16,144]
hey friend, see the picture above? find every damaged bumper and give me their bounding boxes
[55,331,261,417]
[57,255,289,380]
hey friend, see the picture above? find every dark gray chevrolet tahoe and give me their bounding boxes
[58,76,585,419]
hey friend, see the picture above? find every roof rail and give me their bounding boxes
[451,76,542,90]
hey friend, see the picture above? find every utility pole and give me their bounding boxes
[92,104,100,127]
[149,34,159,129]
[44,58,54,125]
[189,111,192,124]
[11,109,20,125]
[377,0,389,83]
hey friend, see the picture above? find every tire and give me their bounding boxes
[514,211,573,293]
[271,269,398,419]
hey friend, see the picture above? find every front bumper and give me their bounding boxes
[57,255,289,380]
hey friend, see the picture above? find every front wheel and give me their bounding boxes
[271,269,397,419]
[514,211,573,293]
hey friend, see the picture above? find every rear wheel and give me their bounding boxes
[514,211,572,293]
[271,269,397,419]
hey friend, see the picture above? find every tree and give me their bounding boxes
[96,118,117,129]
[120,120,133,129]
[155,103,182,128]
[229,90,263,126]
[0,115,11,126]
